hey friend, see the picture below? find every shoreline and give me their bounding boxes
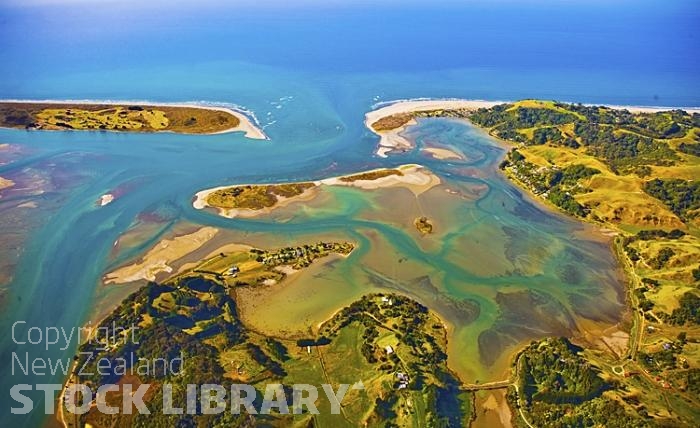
[0,99,268,139]
[369,97,700,116]
[365,98,700,157]
[367,98,644,388]
[193,184,320,219]
[365,99,505,157]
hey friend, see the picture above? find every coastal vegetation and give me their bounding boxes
[338,168,403,182]
[512,338,650,427]
[370,112,415,132]
[0,102,242,134]
[499,150,600,217]
[469,100,692,173]
[314,293,471,426]
[202,170,408,212]
[643,178,700,222]
[370,108,476,133]
[205,182,315,210]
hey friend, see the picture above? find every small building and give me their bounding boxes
[396,372,409,389]
[385,345,394,354]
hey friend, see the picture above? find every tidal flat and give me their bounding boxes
[98,116,627,384]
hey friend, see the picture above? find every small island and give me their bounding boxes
[0,101,267,138]
[414,216,433,234]
[193,164,440,218]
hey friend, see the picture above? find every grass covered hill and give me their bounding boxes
[460,100,700,427]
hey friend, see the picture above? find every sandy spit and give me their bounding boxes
[0,98,268,140]
[365,99,503,157]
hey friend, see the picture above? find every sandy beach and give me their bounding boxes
[193,164,441,218]
[0,99,268,139]
[365,99,504,157]
[600,103,700,114]
[104,226,219,284]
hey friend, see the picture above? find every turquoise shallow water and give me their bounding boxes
[0,0,698,425]
[0,118,624,425]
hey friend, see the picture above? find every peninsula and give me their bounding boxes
[367,98,700,426]
[0,101,267,138]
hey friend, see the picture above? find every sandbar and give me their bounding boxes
[421,147,463,160]
[0,176,14,192]
[104,226,219,284]
[319,164,440,195]
[97,193,114,206]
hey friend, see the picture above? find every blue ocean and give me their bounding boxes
[0,0,698,426]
